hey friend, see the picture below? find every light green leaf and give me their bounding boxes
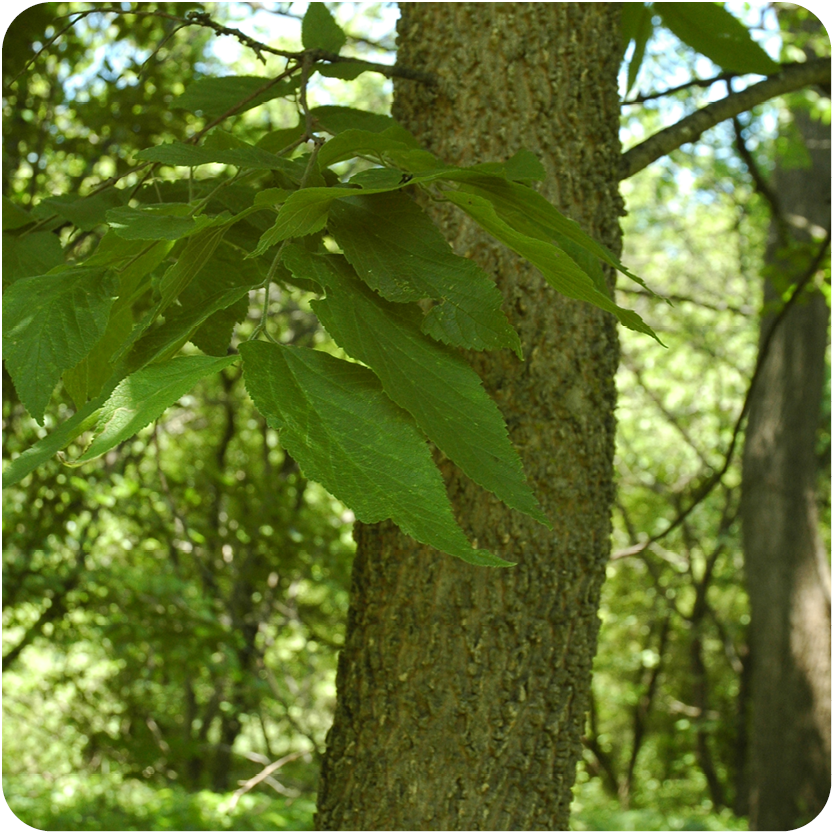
[444,190,660,341]
[249,188,334,256]
[2,231,64,283]
[655,2,780,75]
[449,174,653,292]
[301,3,346,53]
[106,204,214,240]
[240,340,512,567]
[327,192,522,355]
[73,355,239,464]
[3,267,118,423]
[174,76,299,119]
[2,390,110,488]
[286,248,548,524]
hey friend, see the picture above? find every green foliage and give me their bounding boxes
[2,2,658,567]
[4,773,316,830]
[654,3,780,75]
[3,267,118,423]
[622,2,781,93]
[240,340,512,567]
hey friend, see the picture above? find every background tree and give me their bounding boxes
[741,7,831,828]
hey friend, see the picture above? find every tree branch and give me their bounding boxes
[619,58,831,181]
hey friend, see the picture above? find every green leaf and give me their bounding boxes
[156,223,229,310]
[286,248,548,524]
[2,231,64,284]
[63,304,134,408]
[301,3,346,54]
[655,2,780,75]
[128,242,262,368]
[38,192,124,231]
[348,168,406,189]
[326,192,522,355]
[621,3,654,92]
[106,204,215,241]
[2,390,110,488]
[191,294,250,356]
[249,188,334,256]
[73,355,239,464]
[471,149,546,182]
[444,190,661,341]
[311,106,417,142]
[317,61,367,80]
[135,141,286,170]
[3,267,118,423]
[449,174,654,292]
[240,341,512,567]
[257,122,306,154]
[317,127,419,169]
[174,75,299,119]
[3,197,34,230]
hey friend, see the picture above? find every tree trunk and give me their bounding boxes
[741,77,832,830]
[316,4,623,829]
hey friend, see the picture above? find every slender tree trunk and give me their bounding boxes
[742,82,831,829]
[316,4,623,829]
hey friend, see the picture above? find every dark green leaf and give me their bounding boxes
[471,149,546,182]
[622,3,654,92]
[156,223,229,310]
[129,242,262,368]
[287,248,548,524]
[174,75,299,119]
[317,127,419,169]
[317,61,367,80]
[2,231,64,284]
[655,2,780,75]
[348,168,406,189]
[257,122,306,154]
[3,197,34,230]
[3,267,118,422]
[106,205,215,240]
[327,192,522,355]
[301,3,346,54]
[136,141,286,170]
[310,105,415,141]
[38,192,124,231]
[240,340,512,567]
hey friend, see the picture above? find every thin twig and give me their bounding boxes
[619,229,831,555]
[623,70,738,105]
[620,58,831,181]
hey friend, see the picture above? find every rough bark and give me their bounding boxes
[742,82,832,830]
[316,4,623,830]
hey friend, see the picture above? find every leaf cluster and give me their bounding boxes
[3,2,658,567]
